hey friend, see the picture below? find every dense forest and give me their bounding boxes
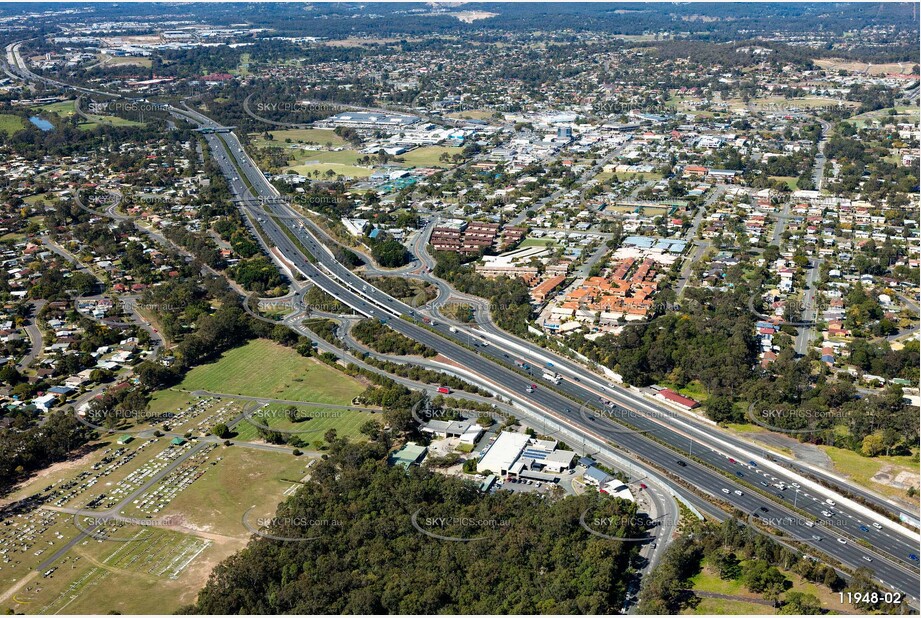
[182,436,644,614]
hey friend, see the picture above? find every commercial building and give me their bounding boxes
[389,442,428,469]
[476,431,575,479]
[326,111,420,128]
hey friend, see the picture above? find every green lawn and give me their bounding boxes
[519,238,559,249]
[178,338,364,405]
[147,388,195,415]
[822,445,918,500]
[36,100,76,116]
[251,128,346,147]
[685,597,773,615]
[0,113,26,134]
[614,171,663,182]
[288,163,373,179]
[231,404,375,442]
[769,176,799,191]
[397,146,463,168]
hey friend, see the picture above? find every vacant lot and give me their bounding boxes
[179,338,365,405]
[814,58,911,75]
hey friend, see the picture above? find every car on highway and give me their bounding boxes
[759,506,769,512]
[825,499,835,506]
[812,535,822,541]
[734,471,744,478]
[728,458,736,463]
[676,460,687,467]
[872,522,882,530]
[721,488,730,494]
[862,556,872,562]
[821,510,833,517]
[910,553,919,562]
[733,490,743,496]
[836,538,847,544]
[859,525,870,533]
[639,483,647,490]
[760,481,768,487]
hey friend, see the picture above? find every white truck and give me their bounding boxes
[542,371,562,385]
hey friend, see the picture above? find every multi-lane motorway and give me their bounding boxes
[176,107,920,601]
[4,41,919,602]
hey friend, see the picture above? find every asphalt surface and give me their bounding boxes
[179,107,920,600]
[6,43,918,599]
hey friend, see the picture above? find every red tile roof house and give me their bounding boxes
[654,388,700,410]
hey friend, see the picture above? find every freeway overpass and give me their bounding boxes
[6,39,917,600]
[179,107,919,601]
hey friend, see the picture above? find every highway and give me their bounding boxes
[175,105,920,600]
[5,40,919,601]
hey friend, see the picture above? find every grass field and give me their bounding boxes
[0,113,26,134]
[769,176,799,191]
[398,146,463,168]
[147,389,196,415]
[288,163,374,178]
[251,128,346,147]
[687,558,859,615]
[232,404,375,442]
[821,445,918,501]
[178,338,365,405]
[36,100,76,116]
[31,99,143,130]
[22,526,236,615]
[685,597,772,615]
[519,238,560,249]
[159,446,312,536]
[614,171,663,182]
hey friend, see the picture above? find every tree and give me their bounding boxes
[211,423,230,439]
[780,591,822,615]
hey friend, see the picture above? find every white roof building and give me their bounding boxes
[477,431,530,476]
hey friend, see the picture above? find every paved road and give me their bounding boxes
[185,110,919,598]
[15,300,45,371]
[10,46,917,598]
